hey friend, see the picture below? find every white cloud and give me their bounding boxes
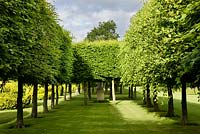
[48,0,142,42]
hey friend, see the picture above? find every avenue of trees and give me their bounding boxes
[0,0,199,129]
[0,0,73,128]
[121,0,200,125]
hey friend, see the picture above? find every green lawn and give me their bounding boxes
[0,94,200,134]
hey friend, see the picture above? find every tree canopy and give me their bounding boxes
[85,20,120,41]
[72,40,121,82]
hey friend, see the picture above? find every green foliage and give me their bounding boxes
[72,40,121,82]
[0,81,31,110]
[85,20,120,41]
[179,0,200,84]
[57,30,73,84]
[0,0,73,86]
[121,0,200,89]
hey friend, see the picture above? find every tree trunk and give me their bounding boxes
[78,83,81,94]
[69,83,72,99]
[56,85,59,105]
[43,82,49,113]
[181,76,188,125]
[119,83,123,94]
[88,81,91,100]
[83,82,88,105]
[130,84,133,99]
[166,85,174,117]
[143,89,146,105]
[146,83,152,107]
[31,83,38,118]
[51,84,55,109]
[109,81,112,100]
[128,86,131,99]
[64,83,67,101]
[60,85,64,96]
[133,86,136,99]
[112,79,116,102]
[16,79,24,128]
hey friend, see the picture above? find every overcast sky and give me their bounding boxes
[48,0,143,42]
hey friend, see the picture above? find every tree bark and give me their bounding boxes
[128,86,131,99]
[166,85,174,117]
[83,82,88,105]
[43,82,49,113]
[51,84,55,109]
[143,89,146,105]
[88,81,91,100]
[64,83,67,101]
[109,81,112,100]
[78,83,81,94]
[56,85,59,105]
[146,83,152,107]
[119,83,123,94]
[181,76,188,125]
[112,79,116,102]
[133,86,136,99]
[130,84,133,99]
[16,79,24,128]
[31,83,38,118]
[69,83,72,99]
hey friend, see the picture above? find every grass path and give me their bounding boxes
[0,96,200,134]
[113,100,174,123]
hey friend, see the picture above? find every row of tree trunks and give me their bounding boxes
[142,83,175,116]
[16,81,69,128]
[128,84,136,100]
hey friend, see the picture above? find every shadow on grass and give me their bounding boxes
[131,92,200,126]
[0,111,30,125]
[1,95,200,134]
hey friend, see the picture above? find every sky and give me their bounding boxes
[47,0,143,42]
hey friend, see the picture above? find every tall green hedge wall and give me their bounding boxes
[72,40,122,82]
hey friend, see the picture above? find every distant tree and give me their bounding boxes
[85,20,119,41]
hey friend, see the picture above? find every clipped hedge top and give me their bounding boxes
[72,40,122,82]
